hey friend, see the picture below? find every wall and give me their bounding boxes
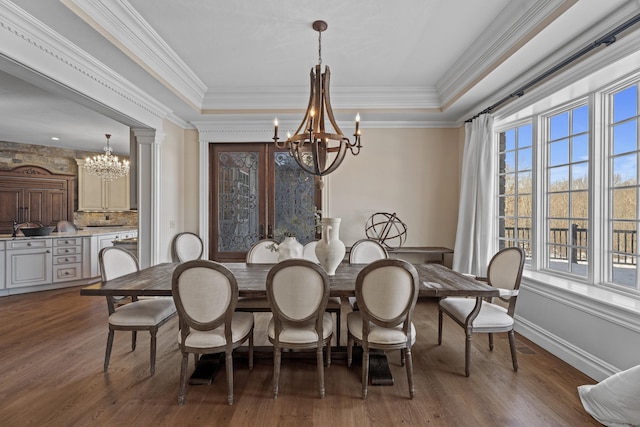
[327,128,461,248]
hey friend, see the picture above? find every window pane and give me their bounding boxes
[518,147,532,170]
[517,195,532,217]
[612,154,637,186]
[501,173,515,195]
[519,124,532,147]
[611,219,636,287]
[612,188,637,220]
[571,191,588,219]
[548,244,569,272]
[572,105,589,134]
[518,171,531,194]
[550,112,569,140]
[505,129,516,151]
[549,165,569,191]
[613,120,637,155]
[549,139,569,166]
[613,86,637,123]
[549,192,569,218]
[504,151,515,172]
[571,163,589,190]
[572,134,588,162]
[501,195,515,217]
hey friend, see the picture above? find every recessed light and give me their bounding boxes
[51,137,59,141]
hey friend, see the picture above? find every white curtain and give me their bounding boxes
[452,114,495,276]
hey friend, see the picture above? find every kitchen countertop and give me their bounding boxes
[0,226,137,241]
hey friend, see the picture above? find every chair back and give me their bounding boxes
[266,259,329,330]
[172,260,238,339]
[302,240,320,263]
[99,246,140,313]
[487,246,525,315]
[247,239,279,263]
[56,220,78,232]
[355,259,419,333]
[172,232,204,262]
[349,239,388,264]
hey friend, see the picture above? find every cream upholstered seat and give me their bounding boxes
[99,247,176,376]
[438,246,525,377]
[235,239,279,312]
[172,232,204,262]
[266,259,332,398]
[172,260,254,405]
[347,258,419,399]
[348,239,389,310]
[303,240,343,345]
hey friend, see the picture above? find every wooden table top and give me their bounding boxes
[80,262,498,299]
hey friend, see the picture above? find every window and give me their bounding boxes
[609,84,639,288]
[496,73,640,295]
[498,123,532,263]
[545,105,589,276]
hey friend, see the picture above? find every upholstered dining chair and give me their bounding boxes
[172,260,254,405]
[438,246,525,377]
[172,232,204,262]
[171,260,254,405]
[99,246,177,376]
[234,239,280,313]
[347,258,419,399]
[56,220,78,232]
[266,259,333,398]
[348,239,389,310]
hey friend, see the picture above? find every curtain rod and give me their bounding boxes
[465,12,640,123]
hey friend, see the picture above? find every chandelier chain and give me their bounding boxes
[318,29,322,66]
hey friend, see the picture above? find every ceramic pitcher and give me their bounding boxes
[276,236,303,262]
[315,217,346,275]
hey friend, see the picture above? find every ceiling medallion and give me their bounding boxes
[273,20,361,176]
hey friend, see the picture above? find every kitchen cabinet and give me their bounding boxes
[0,242,4,290]
[0,166,74,233]
[76,159,130,211]
[5,239,53,288]
[52,237,83,283]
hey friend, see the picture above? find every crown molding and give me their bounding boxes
[201,86,441,111]
[0,0,171,128]
[437,0,575,110]
[62,0,207,111]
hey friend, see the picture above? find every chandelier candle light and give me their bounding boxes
[273,20,362,176]
[84,134,130,181]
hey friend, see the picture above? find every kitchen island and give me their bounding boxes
[0,227,137,297]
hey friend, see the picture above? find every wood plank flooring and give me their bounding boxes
[0,286,599,426]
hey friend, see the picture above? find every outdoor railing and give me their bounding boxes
[503,226,636,265]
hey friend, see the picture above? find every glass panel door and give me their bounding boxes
[210,144,321,262]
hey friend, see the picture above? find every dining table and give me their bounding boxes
[81,261,499,385]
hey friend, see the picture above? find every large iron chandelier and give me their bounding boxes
[273,20,361,176]
[84,134,130,181]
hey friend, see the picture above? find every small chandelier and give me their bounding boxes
[273,20,361,176]
[84,134,130,181]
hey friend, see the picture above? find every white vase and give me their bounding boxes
[315,217,346,275]
[276,236,303,262]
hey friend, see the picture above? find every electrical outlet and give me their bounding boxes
[169,220,175,229]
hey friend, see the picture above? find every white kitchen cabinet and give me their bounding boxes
[5,239,53,288]
[52,237,83,283]
[0,241,5,290]
[76,159,130,211]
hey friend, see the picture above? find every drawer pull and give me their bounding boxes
[27,242,31,246]
[65,258,69,262]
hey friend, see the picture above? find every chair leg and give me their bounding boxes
[465,330,472,377]
[400,348,406,366]
[508,330,519,372]
[362,348,369,399]
[226,350,234,405]
[317,347,325,398]
[150,330,157,376]
[335,311,341,347]
[405,346,415,399]
[131,330,137,351]
[347,335,353,367]
[438,308,443,345]
[178,352,189,405]
[326,340,331,368]
[273,346,281,399]
[104,329,114,372]
[248,329,254,371]
[488,333,494,351]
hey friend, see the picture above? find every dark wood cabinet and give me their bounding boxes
[0,166,75,233]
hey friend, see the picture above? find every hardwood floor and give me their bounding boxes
[0,286,599,426]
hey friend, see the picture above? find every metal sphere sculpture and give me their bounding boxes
[365,212,407,249]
